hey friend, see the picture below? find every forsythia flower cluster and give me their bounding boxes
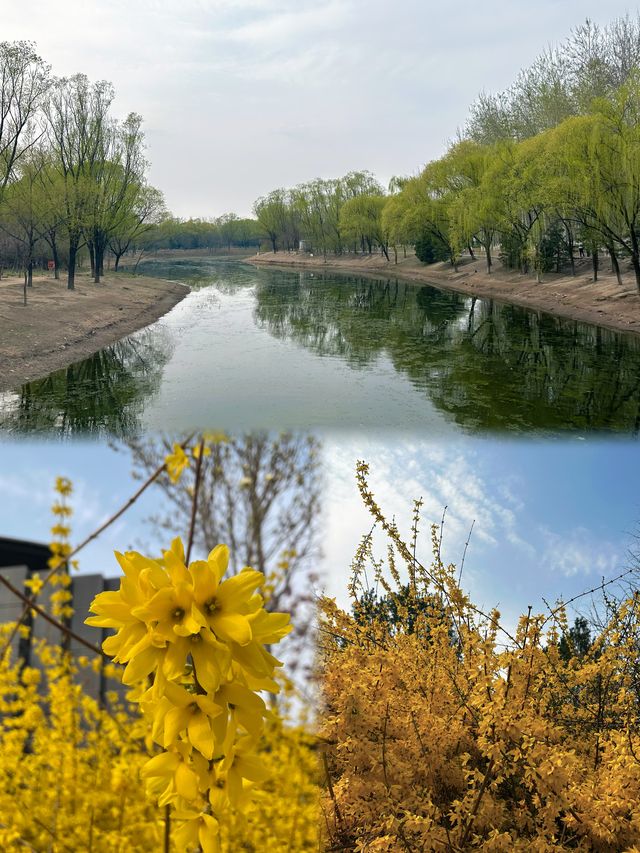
[41,475,78,620]
[86,537,293,852]
[0,633,160,852]
[164,433,228,484]
[319,467,640,852]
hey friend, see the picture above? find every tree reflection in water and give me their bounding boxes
[254,270,640,434]
[0,327,173,436]
[2,260,639,436]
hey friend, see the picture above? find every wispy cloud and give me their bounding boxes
[539,526,623,579]
[322,437,535,605]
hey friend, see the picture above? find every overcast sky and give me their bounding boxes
[2,0,636,217]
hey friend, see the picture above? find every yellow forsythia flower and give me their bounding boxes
[86,537,294,850]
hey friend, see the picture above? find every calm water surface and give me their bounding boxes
[2,258,639,436]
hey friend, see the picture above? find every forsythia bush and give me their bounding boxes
[319,463,640,852]
[0,634,159,851]
[0,446,320,851]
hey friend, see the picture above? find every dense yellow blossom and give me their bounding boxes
[86,536,302,851]
[319,463,640,852]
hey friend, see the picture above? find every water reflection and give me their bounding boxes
[254,269,640,433]
[0,328,173,435]
[2,259,640,435]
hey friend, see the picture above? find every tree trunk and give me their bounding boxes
[592,247,599,282]
[630,252,640,293]
[629,230,640,293]
[114,251,123,271]
[609,245,623,286]
[468,244,475,259]
[565,225,575,276]
[67,240,78,290]
[381,243,390,262]
[27,260,33,288]
[51,236,60,280]
[485,242,492,274]
[94,239,106,284]
[88,240,95,278]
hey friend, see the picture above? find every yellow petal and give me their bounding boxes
[211,612,252,646]
[164,705,192,747]
[191,641,224,693]
[174,762,199,801]
[207,544,230,580]
[199,814,220,853]
[122,644,161,684]
[216,571,263,611]
[141,751,179,778]
[188,711,214,760]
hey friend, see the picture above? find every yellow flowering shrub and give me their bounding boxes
[0,632,159,852]
[319,462,640,852]
[0,444,320,851]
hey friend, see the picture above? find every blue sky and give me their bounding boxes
[0,436,638,633]
[1,0,637,216]
[322,434,640,630]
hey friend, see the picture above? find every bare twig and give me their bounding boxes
[0,572,104,657]
[0,433,194,660]
[186,437,206,564]
[458,519,475,585]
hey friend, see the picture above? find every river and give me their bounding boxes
[1,257,639,436]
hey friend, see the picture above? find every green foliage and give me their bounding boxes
[353,583,451,637]
[414,230,450,263]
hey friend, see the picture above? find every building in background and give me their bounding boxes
[0,536,125,703]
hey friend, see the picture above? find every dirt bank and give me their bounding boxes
[248,252,640,337]
[0,271,189,391]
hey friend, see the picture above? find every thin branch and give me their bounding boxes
[0,433,195,660]
[186,438,206,564]
[0,572,104,657]
[458,519,475,585]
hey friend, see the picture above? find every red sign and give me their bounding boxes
[47,260,55,270]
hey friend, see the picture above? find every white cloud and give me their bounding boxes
[539,526,623,579]
[322,436,534,606]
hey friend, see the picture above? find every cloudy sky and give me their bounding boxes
[2,0,636,217]
[322,434,640,630]
[0,436,637,634]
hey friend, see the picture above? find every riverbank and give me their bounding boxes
[248,252,640,337]
[0,271,189,391]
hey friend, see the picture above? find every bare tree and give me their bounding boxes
[0,41,50,193]
[123,432,323,679]
[45,74,114,290]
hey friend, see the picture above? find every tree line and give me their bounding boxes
[0,41,170,293]
[251,14,640,293]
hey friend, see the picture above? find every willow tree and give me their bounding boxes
[544,77,640,290]
[339,193,389,258]
[254,188,293,253]
[392,170,458,269]
[433,140,500,273]
[84,111,148,283]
